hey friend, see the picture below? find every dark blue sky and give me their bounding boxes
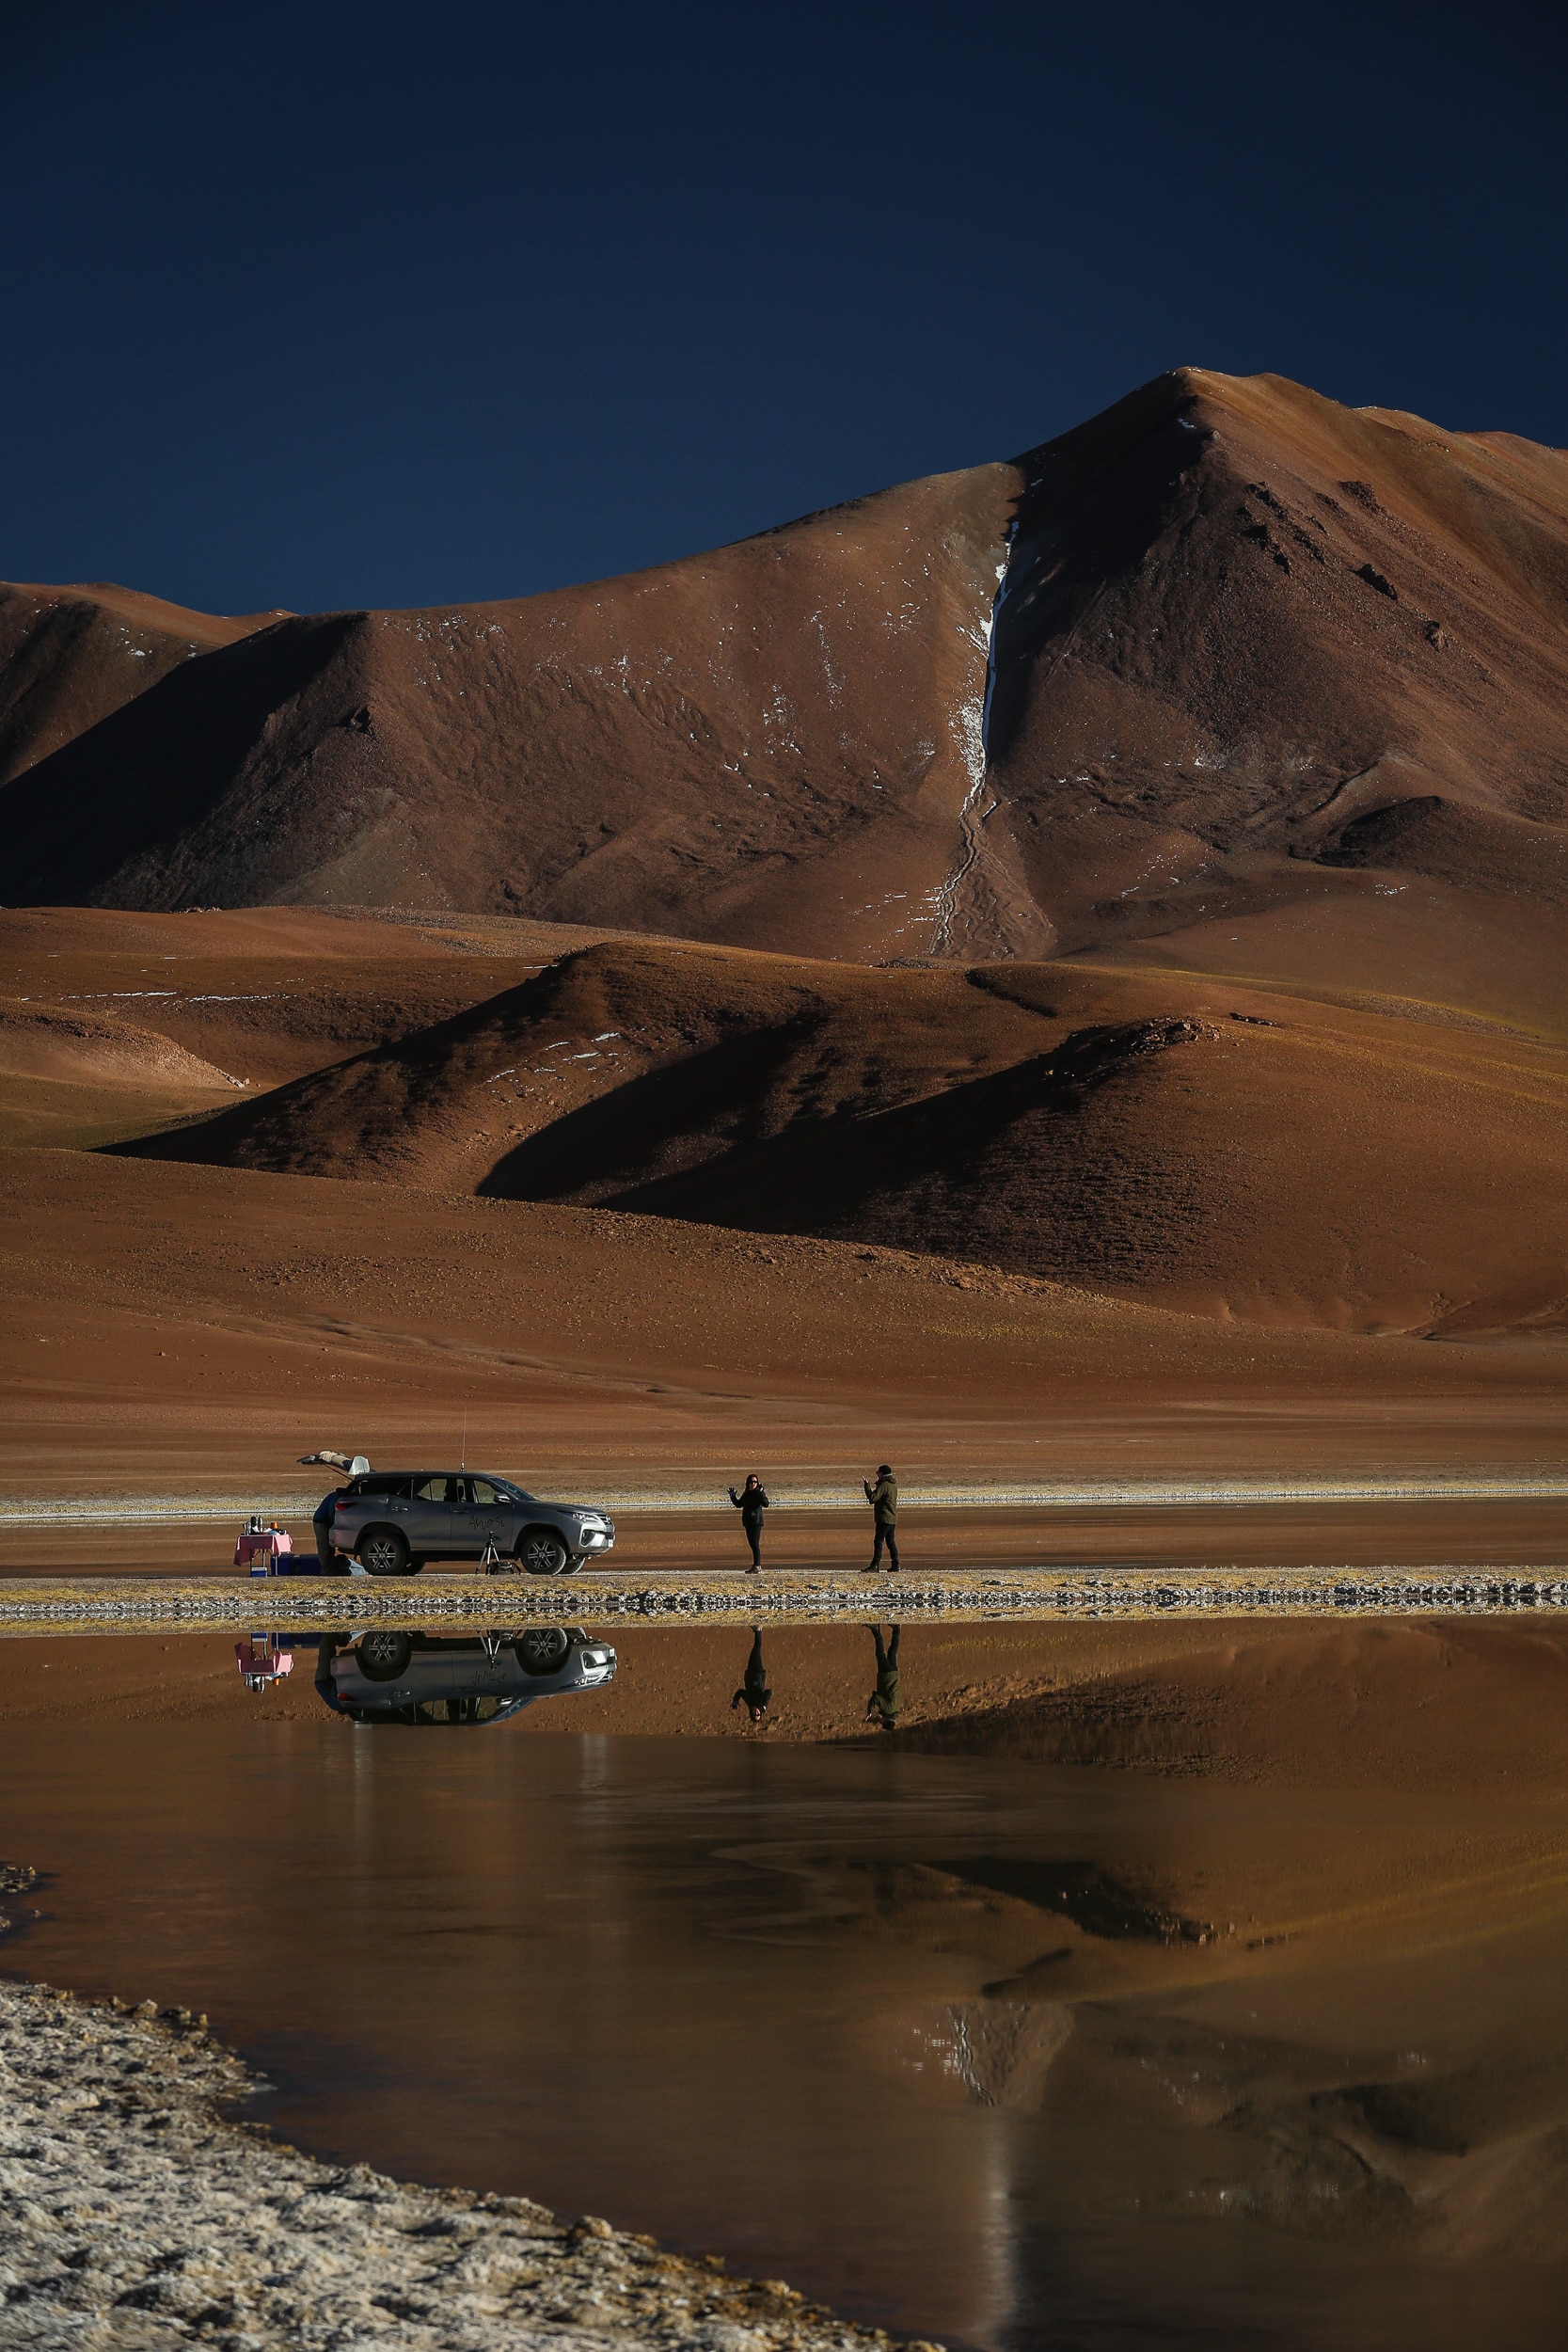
[5,1,1563,616]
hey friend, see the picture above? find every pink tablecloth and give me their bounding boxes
[234,1530,293,1568]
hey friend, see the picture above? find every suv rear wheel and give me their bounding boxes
[356,1630,413,1681]
[519,1527,569,1577]
[358,1527,411,1577]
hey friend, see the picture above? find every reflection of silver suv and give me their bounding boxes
[320,1628,616,1724]
[325,1471,615,1577]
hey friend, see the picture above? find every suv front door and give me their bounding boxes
[452,1477,512,1558]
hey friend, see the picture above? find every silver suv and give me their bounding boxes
[325,1471,615,1577]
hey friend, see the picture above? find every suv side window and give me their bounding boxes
[414,1475,459,1503]
[467,1478,504,1506]
[352,1474,413,1499]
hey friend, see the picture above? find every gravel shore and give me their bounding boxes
[0,1973,931,2352]
[4,1569,1565,1635]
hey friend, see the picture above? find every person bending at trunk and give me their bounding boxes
[863,1465,899,1574]
[300,1451,363,1573]
[865,1624,901,1729]
[728,1473,770,1570]
[311,1482,352,1571]
[731,1629,772,1724]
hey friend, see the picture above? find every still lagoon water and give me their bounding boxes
[3,1629,1566,2349]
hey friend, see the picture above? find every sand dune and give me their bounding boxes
[6,371,1565,964]
[123,931,1568,1333]
[0,993,251,1152]
[0,997,241,1090]
[0,904,627,1104]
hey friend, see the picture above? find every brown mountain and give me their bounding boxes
[0,580,282,787]
[3,474,1008,960]
[984,371,1568,953]
[8,369,1566,963]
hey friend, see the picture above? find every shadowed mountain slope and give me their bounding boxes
[6,470,1013,961]
[126,934,1568,1334]
[8,370,1567,963]
[0,580,281,787]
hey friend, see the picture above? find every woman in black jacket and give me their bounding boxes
[727,1473,769,1570]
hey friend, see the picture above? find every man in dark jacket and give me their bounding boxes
[865,1623,901,1728]
[863,1465,899,1574]
[728,1473,769,1570]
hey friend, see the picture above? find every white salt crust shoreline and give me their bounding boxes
[0,1974,935,2352]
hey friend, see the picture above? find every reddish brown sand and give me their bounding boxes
[5,1142,1566,1504]
[2,892,1562,1545]
[6,1502,1567,1582]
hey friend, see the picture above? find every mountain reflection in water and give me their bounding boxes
[3,1623,1566,2350]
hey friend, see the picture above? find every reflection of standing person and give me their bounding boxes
[728,1473,770,1571]
[731,1629,772,1724]
[863,1465,899,1574]
[865,1624,901,1729]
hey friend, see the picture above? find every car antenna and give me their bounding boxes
[461,1407,467,1472]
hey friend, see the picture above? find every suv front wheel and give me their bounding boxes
[518,1527,569,1577]
[358,1527,411,1577]
[515,1627,570,1673]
